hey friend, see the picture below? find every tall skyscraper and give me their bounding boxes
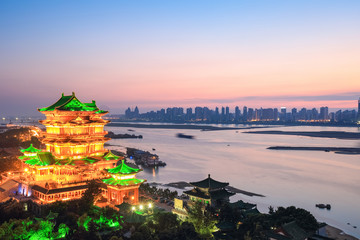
[320,107,329,120]
[235,106,240,122]
[186,108,192,121]
[280,107,286,121]
[225,106,230,122]
[243,106,248,121]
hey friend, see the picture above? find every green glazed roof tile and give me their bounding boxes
[39,92,105,112]
[106,159,141,175]
[102,178,145,186]
[21,144,42,153]
[104,151,120,160]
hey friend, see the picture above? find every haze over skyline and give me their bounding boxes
[1,0,360,116]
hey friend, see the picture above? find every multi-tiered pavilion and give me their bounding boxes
[18,92,145,206]
[184,174,234,207]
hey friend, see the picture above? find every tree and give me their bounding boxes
[80,180,102,212]
[268,206,274,214]
[270,206,318,231]
[186,202,217,239]
[178,222,199,240]
[57,223,70,238]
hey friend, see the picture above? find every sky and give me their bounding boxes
[0,0,360,116]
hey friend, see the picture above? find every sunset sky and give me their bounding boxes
[1,0,359,116]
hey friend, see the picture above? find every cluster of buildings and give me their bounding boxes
[123,98,360,124]
[2,93,145,213]
[0,93,350,239]
[2,93,240,216]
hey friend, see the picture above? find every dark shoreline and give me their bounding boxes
[245,130,360,140]
[268,146,360,155]
[108,122,268,131]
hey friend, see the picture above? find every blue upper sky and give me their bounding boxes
[1,0,359,116]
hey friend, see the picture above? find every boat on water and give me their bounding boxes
[176,133,194,139]
[316,204,331,210]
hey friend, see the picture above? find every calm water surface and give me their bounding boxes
[105,124,360,238]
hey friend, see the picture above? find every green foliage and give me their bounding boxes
[269,206,319,231]
[0,128,31,148]
[139,183,178,200]
[218,203,241,224]
[236,206,319,239]
[57,223,70,238]
[186,202,217,239]
[0,218,55,240]
[239,214,270,240]
[77,207,123,233]
[80,180,102,212]
[177,222,199,240]
[268,206,274,214]
[77,214,92,231]
[0,199,30,225]
[156,211,179,232]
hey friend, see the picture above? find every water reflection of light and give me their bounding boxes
[105,124,360,238]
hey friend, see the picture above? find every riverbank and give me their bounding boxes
[108,122,268,131]
[325,225,358,240]
[268,146,360,155]
[245,130,360,140]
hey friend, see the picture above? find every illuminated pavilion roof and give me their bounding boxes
[23,151,99,166]
[38,92,107,113]
[25,152,56,166]
[102,178,145,186]
[106,159,142,175]
[20,144,42,153]
[103,151,121,161]
[102,160,144,187]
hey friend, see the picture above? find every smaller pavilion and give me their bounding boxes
[184,174,235,207]
[103,160,145,205]
[19,144,42,159]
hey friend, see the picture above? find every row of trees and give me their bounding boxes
[0,180,125,240]
[139,183,178,201]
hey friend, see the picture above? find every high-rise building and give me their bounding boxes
[319,107,329,120]
[280,107,286,121]
[261,108,275,121]
[243,106,248,121]
[247,108,254,121]
[195,107,203,120]
[225,106,230,122]
[186,108,192,121]
[235,106,240,122]
[291,108,297,121]
[274,108,278,121]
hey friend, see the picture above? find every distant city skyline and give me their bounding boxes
[0,93,359,117]
[1,1,360,116]
[121,103,359,124]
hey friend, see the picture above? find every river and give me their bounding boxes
[105,124,360,238]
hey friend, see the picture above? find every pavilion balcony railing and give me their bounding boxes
[43,131,108,137]
[52,150,106,158]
